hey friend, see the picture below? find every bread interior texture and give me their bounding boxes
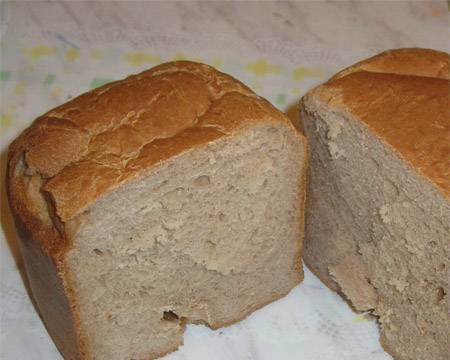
[65,124,304,360]
[302,101,449,360]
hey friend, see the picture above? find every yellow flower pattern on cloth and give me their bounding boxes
[125,52,163,66]
[66,48,80,62]
[293,66,323,80]
[26,45,56,60]
[246,59,280,77]
[0,113,13,132]
[14,83,25,96]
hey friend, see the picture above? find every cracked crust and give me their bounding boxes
[330,48,450,80]
[305,48,450,198]
[7,61,303,360]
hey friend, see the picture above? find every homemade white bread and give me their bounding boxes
[7,61,307,360]
[300,48,449,360]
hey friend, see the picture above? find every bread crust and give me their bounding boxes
[7,61,306,360]
[331,48,450,80]
[304,48,450,198]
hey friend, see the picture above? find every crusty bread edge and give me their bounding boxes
[330,47,450,80]
[6,173,91,360]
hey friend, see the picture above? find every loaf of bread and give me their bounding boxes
[300,48,449,360]
[7,61,307,360]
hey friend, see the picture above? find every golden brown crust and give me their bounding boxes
[306,49,450,198]
[331,48,450,80]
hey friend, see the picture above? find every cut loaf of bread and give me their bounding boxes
[300,48,449,360]
[7,61,307,360]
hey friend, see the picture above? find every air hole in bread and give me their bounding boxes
[436,287,446,303]
[193,175,210,187]
[93,248,104,256]
[162,310,179,322]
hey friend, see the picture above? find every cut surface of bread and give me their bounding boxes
[7,61,307,360]
[300,48,449,360]
[67,124,304,360]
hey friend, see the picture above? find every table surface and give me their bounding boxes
[1,2,448,360]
